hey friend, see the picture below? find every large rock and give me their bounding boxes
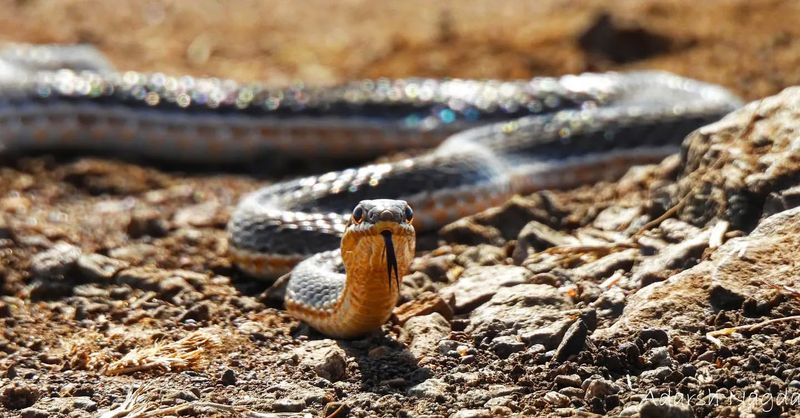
[596,206,800,340]
[439,266,531,314]
[404,312,451,363]
[293,339,348,382]
[467,283,568,340]
[675,86,800,228]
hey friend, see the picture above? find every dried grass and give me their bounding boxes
[99,384,313,418]
[105,328,222,376]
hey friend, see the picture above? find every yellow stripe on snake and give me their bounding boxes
[0,43,742,338]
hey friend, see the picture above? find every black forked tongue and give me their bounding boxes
[381,230,399,289]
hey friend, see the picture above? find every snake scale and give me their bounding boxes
[0,43,742,337]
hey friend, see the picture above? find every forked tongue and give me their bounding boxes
[381,230,399,289]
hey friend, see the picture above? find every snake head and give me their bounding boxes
[341,199,416,290]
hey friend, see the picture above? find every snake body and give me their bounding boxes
[0,44,742,337]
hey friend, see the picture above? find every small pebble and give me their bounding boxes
[220,369,236,386]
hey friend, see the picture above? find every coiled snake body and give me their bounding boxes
[0,44,742,337]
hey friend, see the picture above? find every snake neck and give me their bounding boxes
[334,249,406,335]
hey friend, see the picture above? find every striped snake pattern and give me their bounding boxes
[0,43,742,337]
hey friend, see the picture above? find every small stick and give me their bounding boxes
[706,315,800,347]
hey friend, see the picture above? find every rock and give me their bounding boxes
[637,398,693,418]
[220,369,236,386]
[543,391,570,407]
[294,340,347,382]
[467,284,568,340]
[0,382,40,410]
[127,208,169,238]
[554,319,589,362]
[20,408,49,418]
[569,249,638,280]
[408,378,449,400]
[485,396,513,408]
[30,242,81,280]
[439,266,531,314]
[18,396,97,417]
[456,244,506,268]
[645,347,674,368]
[294,386,329,404]
[708,283,746,310]
[738,395,780,417]
[411,253,457,283]
[593,205,643,231]
[173,201,221,227]
[451,409,491,418]
[558,386,585,399]
[596,206,800,341]
[696,351,715,362]
[762,184,800,218]
[640,366,673,382]
[584,378,618,399]
[632,228,710,288]
[473,194,564,240]
[658,219,702,242]
[116,268,200,298]
[404,312,451,362]
[555,374,582,388]
[450,372,482,387]
[399,271,437,302]
[179,301,212,322]
[0,214,13,241]
[488,385,521,398]
[437,339,459,355]
[178,302,211,322]
[490,336,525,359]
[158,275,197,299]
[108,243,160,264]
[591,287,626,317]
[489,406,513,416]
[512,220,578,264]
[675,86,800,228]
[637,329,670,347]
[272,398,305,412]
[519,318,575,349]
[76,253,128,281]
[439,218,504,246]
[394,291,454,324]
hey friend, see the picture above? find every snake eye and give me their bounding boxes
[351,206,365,224]
[404,206,414,223]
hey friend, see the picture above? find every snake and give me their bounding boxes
[0,43,742,338]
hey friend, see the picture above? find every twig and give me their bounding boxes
[772,284,800,298]
[706,315,800,347]
[633,193,691,238]
[326,404,347,418]
[187,402,311,417]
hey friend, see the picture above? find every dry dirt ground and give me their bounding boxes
[2,0,800,417]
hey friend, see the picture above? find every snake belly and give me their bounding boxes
[0,44,743,337]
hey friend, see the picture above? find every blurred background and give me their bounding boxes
[1,0,798,101]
